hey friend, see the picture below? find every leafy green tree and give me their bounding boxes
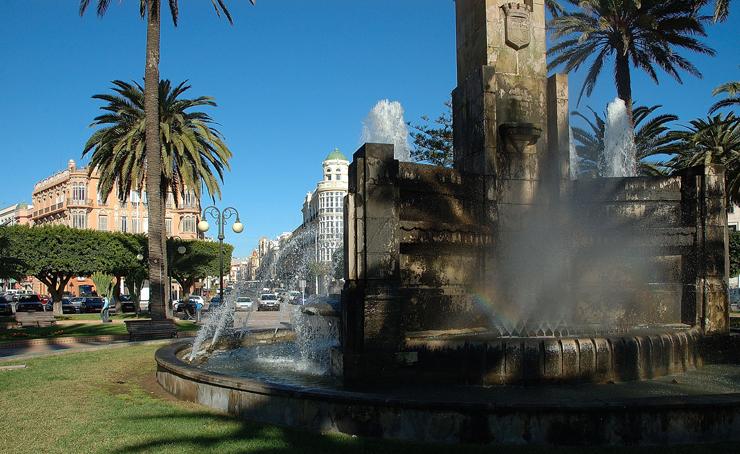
[79,0,254,321]
[709,80,740,114]
[169,239,233,300]
[99,232,146,312]
[548,0,714,122]
[666,113,740,202]
[408,100,453,167]
[91,272,116,299]
[0,234,24,282]
[2,226,104,315]
[730,230,740,277]
[571,104,678,176]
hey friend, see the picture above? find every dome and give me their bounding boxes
[324,148,348,162]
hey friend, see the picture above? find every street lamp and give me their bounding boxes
[198,206,243,304]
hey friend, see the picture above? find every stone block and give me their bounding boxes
[523,339,543,381]
[504,340,524,381]
[561,339,579,379]
[543,339,562,379]
[577,338,596,379]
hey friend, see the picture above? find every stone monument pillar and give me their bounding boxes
[452,0,570,296]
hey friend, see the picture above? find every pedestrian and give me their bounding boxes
[195,300,203,323]
[101,294,111,323]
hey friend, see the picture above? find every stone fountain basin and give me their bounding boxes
[156,329,740,446]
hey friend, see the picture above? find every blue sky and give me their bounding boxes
[0,1,738,256]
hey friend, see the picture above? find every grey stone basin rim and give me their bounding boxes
[155,339,740,413]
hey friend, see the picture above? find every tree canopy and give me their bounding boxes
[168,238,233,299]
[408,100,454,167]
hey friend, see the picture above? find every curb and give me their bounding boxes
[0,332,196,350]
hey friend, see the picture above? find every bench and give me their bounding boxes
[15,311,56,328]
[124,319,178,341]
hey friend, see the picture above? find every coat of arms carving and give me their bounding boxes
[502,3,531,51]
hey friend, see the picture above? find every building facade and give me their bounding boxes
[301,149,348,262]
[32,159,200,238]
[0,202,33,226]
[299,148,349,293]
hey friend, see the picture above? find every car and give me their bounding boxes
[257,293,280,311]
[209,296,222,309]
[15,294,45,312]
[0,295,13,316]
[69,297,84,313]
[80,297,105,313]
[188,295,205,308]
[288,291,303,305]
[118,295,136,313]
[234,296,253,311]
[60,297,77,314]
[41,296,53,312]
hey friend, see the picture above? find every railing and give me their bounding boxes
[67,198,93,207]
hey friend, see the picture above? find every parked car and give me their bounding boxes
[0,295,13,316]
[15,294,45,312]
[188,295,205,308]
[235,296,253,311]
[80,297,105,313]
[209,296,222,309]
[118,295,136,313]
[288,291,303,305]
[68,297,84,313]
[60,297,77,314]
[257,293,280,311]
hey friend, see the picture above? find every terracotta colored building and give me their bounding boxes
[28,159,202,297]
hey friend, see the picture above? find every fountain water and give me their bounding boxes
[360,99,411,162]
[569,127,579,179]
[600,97,637,177]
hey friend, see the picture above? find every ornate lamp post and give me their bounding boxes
[197,206,243,305]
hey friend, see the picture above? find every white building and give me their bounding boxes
[0,202,33,226]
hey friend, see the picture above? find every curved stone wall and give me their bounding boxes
[402,327,703,384]
[156,338,740,446]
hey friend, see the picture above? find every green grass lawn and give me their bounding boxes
[0,319,198,343]
[0,345,736,454]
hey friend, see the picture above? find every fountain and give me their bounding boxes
[156,0,740,446]
[601,97,637,177]
[360,99,411,162]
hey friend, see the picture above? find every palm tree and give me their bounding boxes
[666,113,740,202]
[709,80,740,114]
[571,104,678,176]
[82,79,233,317]
[549,0,714,123]
[695,0,733,22]
[79,0,253,320]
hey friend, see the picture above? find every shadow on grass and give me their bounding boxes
[112,411,738,454]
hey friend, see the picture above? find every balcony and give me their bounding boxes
[67,198,93,208]
[32,202,65,219]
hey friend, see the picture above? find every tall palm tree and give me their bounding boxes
[571,104,678,176]
[79,0,253,320]
[82,79,232,320]
[666,113,740,202]
[709,80,740,114]
[548,0,714,123]
[83,80,231,203]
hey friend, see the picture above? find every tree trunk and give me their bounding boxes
[42,274,70,316]
[614,49,633,126]
[161,187,172,318]
[113,276,122,314]
[145,0,167,321]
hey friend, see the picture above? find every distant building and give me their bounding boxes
[0,202,33,226]
[298,148,349,293]
[32,159,201,239]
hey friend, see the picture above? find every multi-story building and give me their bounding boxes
[32,159,200,238]
[301,149,348,263]
[0,202,33,226]
[297,148,349,294]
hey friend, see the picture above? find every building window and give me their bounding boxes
[72,183,87,202]
[730,224,738,232]
[183,191,197,208]
[131,191,141,207]
[120,215,128,233]
[181,216,195,233]
[166,218,172,235]
[131,217,140,234]
[72,211,87,229]
[98,214,108,231]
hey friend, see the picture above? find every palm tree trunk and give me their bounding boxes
[161,188,172,318]
[615,50,634,126]
[145,0,167,321]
